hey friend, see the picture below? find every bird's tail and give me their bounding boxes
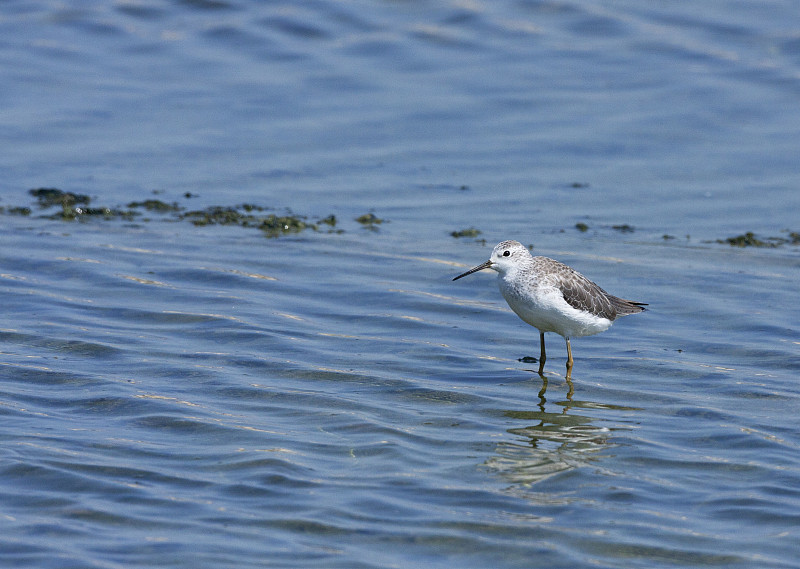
[610,295,647,316]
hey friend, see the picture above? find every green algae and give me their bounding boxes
[318,214,337,227]
[26,188,139,221]
[450,227,481,238]
[179,205,325,237]
[721,232,774,248]
[355,213,385,232]
[63,206,139,221]
[14,189,800,250]
[29,188,90,208]
[2,206,32,216]
[718,231,787,248]
[181,206,258,227]
[4,188,351,238]
[356,212,383,225]
[127,199,182,212]
[711,230,800,247]
[258,214,312,237]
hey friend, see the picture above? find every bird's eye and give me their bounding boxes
[502,250,510,257]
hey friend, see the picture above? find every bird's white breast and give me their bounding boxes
[497,269,612,339]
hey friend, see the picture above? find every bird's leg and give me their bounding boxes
[537,332,546,376]
[565,337,573,379]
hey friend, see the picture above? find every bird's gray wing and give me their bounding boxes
[552,265,617,321]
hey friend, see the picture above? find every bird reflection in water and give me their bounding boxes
[485,375,638,488]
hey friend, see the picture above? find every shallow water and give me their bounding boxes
[2,2,800,568]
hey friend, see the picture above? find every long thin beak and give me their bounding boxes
[452,260,493,281]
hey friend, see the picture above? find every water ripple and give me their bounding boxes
[3,0,800,567]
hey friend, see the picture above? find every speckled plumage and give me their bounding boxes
[453,240,646,377]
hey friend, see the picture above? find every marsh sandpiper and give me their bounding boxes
[453,240,646,377]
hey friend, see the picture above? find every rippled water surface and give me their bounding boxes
[2,2,800,568]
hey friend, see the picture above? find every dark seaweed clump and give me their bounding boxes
[2,206,32,216]
[450,227,485,245]
[0,188,376,238]
[180,206,317,237]
[26,188,139,221]
[181,206,263,227]
[127,200,182,213]
[718,231,800,248]
[257,213,314,237]
[450,227,481,238]
[30,188,90,208]
[355,213,384,231]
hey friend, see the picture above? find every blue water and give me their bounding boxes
[2,2,800,568]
